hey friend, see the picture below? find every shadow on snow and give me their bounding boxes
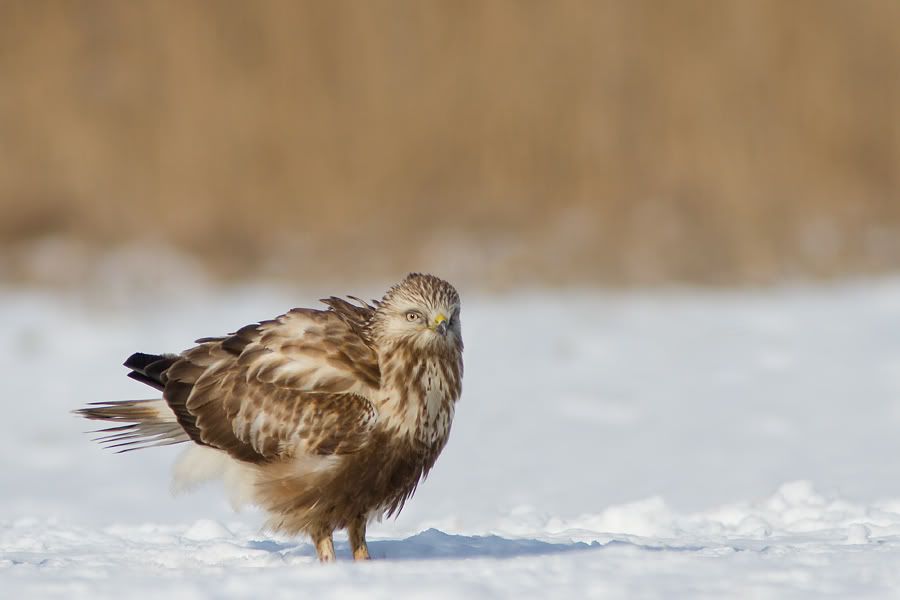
[248,529,705,561]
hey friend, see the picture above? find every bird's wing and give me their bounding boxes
[162,307,381,463]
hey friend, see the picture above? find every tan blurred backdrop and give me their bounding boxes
[1,0,899,287]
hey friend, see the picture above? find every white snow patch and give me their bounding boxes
[4,278,900,597]
[183,519,233,541]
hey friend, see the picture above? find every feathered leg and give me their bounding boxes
[312,529,335,563]
[348,515,370,560]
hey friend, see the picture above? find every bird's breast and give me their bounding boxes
[419,359,455,445]
[376,360,458,446]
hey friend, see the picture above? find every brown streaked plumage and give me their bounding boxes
[76,273,463,562]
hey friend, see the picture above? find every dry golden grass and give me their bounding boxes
[1,0,898,286]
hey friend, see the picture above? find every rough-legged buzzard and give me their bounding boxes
[76,273,463,562]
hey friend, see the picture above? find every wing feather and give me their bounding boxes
[162,308,380,464]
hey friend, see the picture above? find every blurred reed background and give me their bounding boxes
[1,0,898,288]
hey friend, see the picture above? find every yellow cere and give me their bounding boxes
[434,313,447,325]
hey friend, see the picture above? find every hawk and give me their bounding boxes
[76,273,463,562]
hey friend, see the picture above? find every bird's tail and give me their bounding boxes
[75,398,190,452]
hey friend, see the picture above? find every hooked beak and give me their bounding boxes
[433,313,448,336]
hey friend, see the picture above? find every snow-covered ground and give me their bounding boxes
[3,277,900,598]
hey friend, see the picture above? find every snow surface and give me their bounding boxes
[3,278,900,598]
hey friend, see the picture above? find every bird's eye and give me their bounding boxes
[406,311,421,322]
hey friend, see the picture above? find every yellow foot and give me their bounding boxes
[315,536,336,563]
[353,543,370,561]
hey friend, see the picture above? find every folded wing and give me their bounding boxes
[127,306,381,464]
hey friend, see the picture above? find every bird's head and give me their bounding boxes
[369,273,462,353]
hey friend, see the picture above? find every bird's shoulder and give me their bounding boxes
[184,306,381,396]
